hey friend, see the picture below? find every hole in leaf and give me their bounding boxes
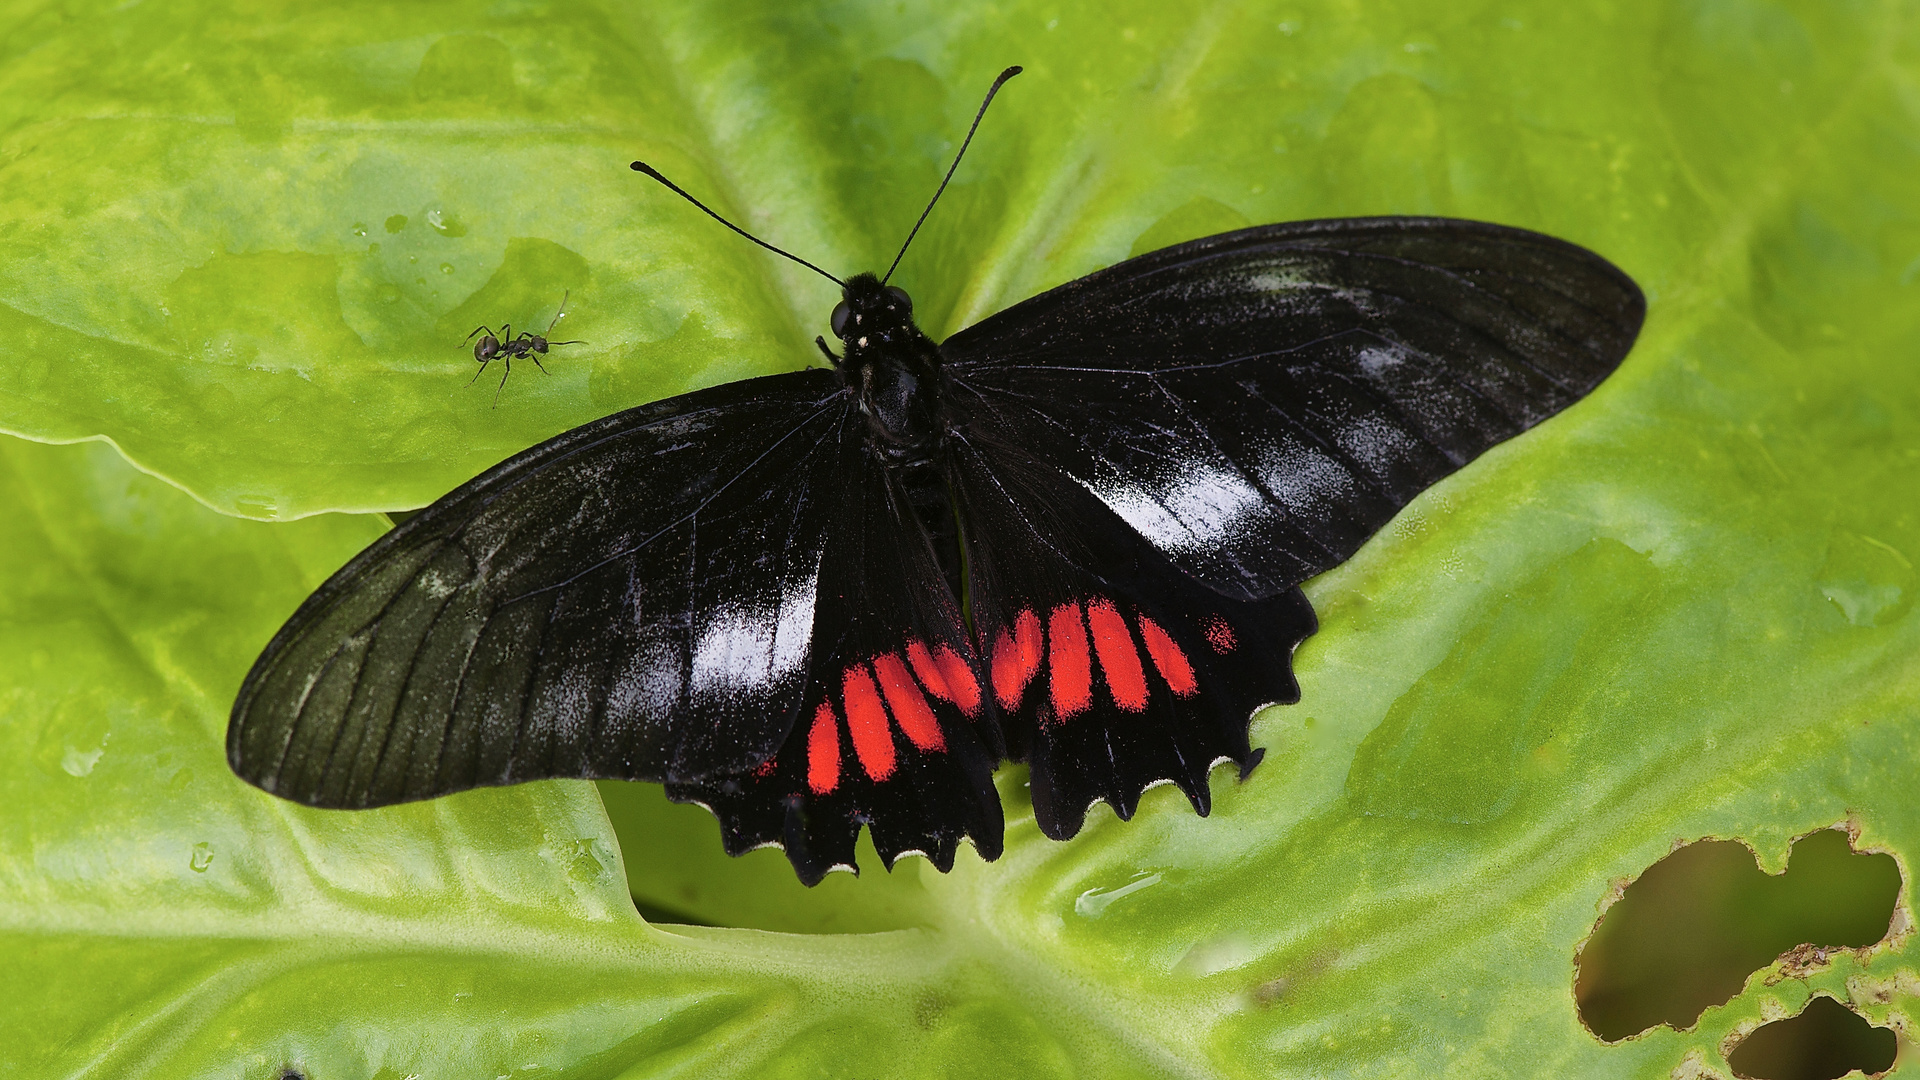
[1576,828,1901,1041]
[1725,995,1898,1080]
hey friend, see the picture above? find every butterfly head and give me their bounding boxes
[830,273,919,355]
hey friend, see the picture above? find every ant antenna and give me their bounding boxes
[882,65,1023,285]
[629,161,846,287]
[546,290,584,346]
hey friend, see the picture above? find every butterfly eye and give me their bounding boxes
[830,300,852,338]
[885,286,912,312]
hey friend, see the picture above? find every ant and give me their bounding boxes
[466,290,584,406]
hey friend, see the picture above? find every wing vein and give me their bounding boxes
[351,575,469,801]
[502,589,557,780]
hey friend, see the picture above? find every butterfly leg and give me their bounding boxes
[815,336,841,364]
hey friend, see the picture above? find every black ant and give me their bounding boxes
[465,290,584,406]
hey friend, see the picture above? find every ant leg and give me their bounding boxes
[532,356,551,375]
[467,325,497,342]
[466,358,490,387]
[492,358,511,408]
[815,335,841,364]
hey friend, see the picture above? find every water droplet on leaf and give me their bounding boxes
[33,701,110,779]
[1819,532,1913,627]
[568,839,604,882]
[426,209,467,237]
[1074,871,1162,918]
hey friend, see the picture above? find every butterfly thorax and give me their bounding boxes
[833,273,945,465]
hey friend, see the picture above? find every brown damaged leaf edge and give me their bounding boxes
[1722,994,1898,1080]
[1574,825,1904,1044]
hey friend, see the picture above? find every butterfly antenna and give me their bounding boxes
[630,162,846,287]
[882,65,1023,285]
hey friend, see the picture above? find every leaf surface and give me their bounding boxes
[2,0,1917,1076]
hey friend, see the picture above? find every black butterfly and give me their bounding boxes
[227,68,1644,885]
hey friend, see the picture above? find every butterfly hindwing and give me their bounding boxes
[228,370,853,808]
[668,426,1004,883]
[941,217,1646,599]
[946,406,1316,839]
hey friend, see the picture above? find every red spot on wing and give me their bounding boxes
[907,639,982,718]
[841,664,897,781]
[933,645,982,716]
[992,608,1044,711]
[1048,602,1093,719]
[1086,599,1148,712]
[873,652,945,752]
[1204,615,1238,654]
[907,640,950,699]
[754,754,777,779]
[991,630,1018,708]
[1139,615,1198,697]
[806,703,841,794]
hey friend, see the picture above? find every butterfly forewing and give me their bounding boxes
[940,217,1646,599]
[228,370,852,808]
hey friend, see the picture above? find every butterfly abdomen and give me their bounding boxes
[898,458,966,605]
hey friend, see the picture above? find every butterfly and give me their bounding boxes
[227,68,1644,885]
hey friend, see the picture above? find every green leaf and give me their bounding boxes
[4,0,1919,1077]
